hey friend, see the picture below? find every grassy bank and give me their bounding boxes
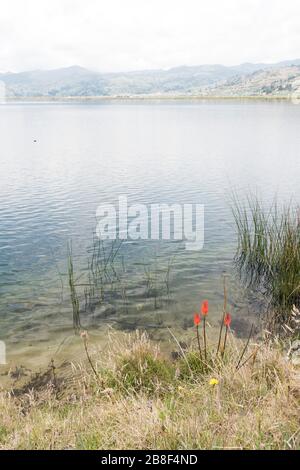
[0,330,299,450]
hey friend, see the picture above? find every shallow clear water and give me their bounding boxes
[0,100,299,354]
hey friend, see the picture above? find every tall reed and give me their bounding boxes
[67,242,81,333]
[232,195,300,329]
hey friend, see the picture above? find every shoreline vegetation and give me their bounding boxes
[232,196,300,333]
[2,95,297,103]
[1,264,299,449]
[0,193,299,449]
[0,329,299,449]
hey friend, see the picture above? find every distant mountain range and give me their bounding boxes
[1,60,300,98]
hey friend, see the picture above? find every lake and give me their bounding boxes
[0,100,299,364]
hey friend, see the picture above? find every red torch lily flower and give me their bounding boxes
[224,313,232,327]
[194,313,201,326]
[222,313,232,358]
[201,300,209,316]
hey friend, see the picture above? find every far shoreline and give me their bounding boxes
[1,94,296,104]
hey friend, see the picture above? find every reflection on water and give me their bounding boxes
[0,100,299,355]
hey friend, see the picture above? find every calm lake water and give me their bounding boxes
[0,100,300,358]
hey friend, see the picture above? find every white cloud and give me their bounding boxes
[0,0,299,72]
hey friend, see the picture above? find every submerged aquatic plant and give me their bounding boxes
[67,234,177,333]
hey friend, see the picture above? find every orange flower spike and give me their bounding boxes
[224,313,232,327]
[194,313,201,326]
[201,300,209,316]
[222,312,231,358]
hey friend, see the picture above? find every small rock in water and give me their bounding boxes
[8,303,32,313]
[93,304,117,319]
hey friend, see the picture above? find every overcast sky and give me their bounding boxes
[0,0,299,73]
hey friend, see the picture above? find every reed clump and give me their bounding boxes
[67,242,81,333]
[67,236,175,332]
[232,195,300,331]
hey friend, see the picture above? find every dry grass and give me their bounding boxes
[0,331,299,450]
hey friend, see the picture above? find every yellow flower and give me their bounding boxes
[209,378,219,386]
